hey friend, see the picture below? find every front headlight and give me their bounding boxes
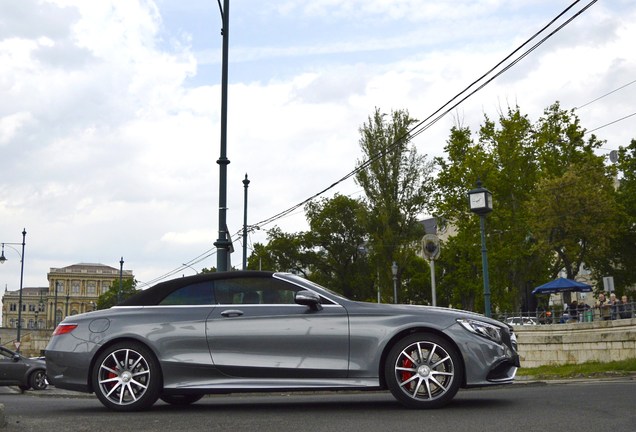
[457,318,503,344]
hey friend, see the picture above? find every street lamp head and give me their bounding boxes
[391,261,398,277]
[0,244,6,264]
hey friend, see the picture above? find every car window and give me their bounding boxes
[159,281,214,306]
[214,277,300,305]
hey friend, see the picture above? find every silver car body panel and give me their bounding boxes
[45,272,518,395]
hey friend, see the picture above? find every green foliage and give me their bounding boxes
[246,227,313,277]
[304,194,374,300]
[355,107,434,301]
[96,278,139,309]
[592,139,636,293]
[527,160,620,280]
[432,103,622,313]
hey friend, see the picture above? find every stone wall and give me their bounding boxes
[0,328,52,357]
[514,317,636,368]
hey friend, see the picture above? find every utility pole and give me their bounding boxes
[215,0,232,271]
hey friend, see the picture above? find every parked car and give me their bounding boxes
[0,346,47,391]
[504,316,539,326]
[46,271,519,411]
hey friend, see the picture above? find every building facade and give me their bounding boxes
[2,263,134,330]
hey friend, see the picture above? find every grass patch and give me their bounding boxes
[517,358,636,379]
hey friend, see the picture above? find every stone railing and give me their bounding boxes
[513,317,636,368]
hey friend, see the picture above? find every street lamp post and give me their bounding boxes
[468,180,494,317]
[118,257,124,304]
[0,229,27,351]
[242,174,250,270]
[391,261,398,304]
[214,0,232,272]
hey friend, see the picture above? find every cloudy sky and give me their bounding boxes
[1,0,634,292]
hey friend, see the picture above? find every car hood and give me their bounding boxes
[346,301,506,327]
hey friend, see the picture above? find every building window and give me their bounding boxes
[72,281,80,294]
[9,304,16,311]
[29,304,36,312]
[87,281,96,295]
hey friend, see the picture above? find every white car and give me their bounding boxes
[504,316,538,326]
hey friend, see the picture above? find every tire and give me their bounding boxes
[92,342,161,412]
[30,369,48,390]
[385,333,463,409]
[18,384,30,391]
[160,394,204,406]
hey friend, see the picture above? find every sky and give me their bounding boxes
[1,0,635,292]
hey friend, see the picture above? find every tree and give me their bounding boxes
[431,103,613,313]
[433,106,547,312]
[304,194,374,299]
[355,107,434,302]
[246,227,312,277]
[527,161,620,280]
[97,278,139,309]
[589,139,636,293]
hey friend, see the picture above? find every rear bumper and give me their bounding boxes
[45,349,93,393]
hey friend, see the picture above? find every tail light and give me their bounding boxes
[52,323,78,336]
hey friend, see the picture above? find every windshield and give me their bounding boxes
[276,273,351,301]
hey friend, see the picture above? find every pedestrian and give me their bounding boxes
[596,293,611,321]
[618,295,633,319]
[608,293,620,320]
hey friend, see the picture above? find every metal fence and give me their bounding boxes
[495,301,636,325]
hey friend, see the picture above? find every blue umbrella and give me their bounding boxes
[531,277,593,295]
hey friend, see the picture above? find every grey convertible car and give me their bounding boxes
[45,271,519,411]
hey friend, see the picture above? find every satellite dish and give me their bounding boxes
[609,150,618,163]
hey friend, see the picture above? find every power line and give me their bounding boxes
[588,112,636,134]
[575,79,636,110]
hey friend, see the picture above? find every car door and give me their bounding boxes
[206,276,350,378]
[0,348,27,385]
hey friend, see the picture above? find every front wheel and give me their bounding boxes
[92,342,161,411]
[30,369,48,390]
[385,333,463,409]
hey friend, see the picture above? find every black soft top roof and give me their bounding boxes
[118,271,276,306]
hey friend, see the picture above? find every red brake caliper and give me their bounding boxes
[401,356,414,383]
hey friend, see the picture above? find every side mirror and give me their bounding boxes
[12,354,20,362]
[295,290,323,311]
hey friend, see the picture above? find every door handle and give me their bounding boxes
[220,309,244,317]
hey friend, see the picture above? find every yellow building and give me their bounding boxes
[2,263,133,330]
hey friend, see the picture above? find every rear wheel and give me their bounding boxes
[160,394,204,406]
[30,369,48,390]
[385,333,462,409]
[92,342,161,411]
